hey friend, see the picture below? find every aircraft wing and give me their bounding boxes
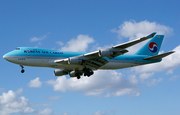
[54,56,108,70]
[112,32,156,49]
[55,32,156,69]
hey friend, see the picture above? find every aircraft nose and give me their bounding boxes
[3,54,8,60]
[3,55,6,59]
[3,53,11,61]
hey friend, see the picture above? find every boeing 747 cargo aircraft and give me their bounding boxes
[3,33,174,79]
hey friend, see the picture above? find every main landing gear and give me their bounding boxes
[20,65,25,73]
[83,67,94,77]
[76,67,94,79]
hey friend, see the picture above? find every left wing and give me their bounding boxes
[55,32,156,69]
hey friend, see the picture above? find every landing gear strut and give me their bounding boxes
[20,65,25,73]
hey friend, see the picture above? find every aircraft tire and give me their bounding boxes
[21,69,25,73]
[77,76,81,79]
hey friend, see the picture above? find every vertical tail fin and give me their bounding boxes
[135,35,164,56]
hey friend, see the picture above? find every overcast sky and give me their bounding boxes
[1,0,180,115]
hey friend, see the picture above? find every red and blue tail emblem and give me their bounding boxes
[148,42,158,53]
[135,35,163,56]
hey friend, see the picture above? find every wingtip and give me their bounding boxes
[152,32,157,36]
[170,51,175,53]
[147,32,157,38]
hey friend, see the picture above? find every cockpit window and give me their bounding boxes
[15,48,20,50]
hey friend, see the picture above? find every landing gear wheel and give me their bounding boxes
[21,69,25,73]
[77,76,81,79]
[20,65,25,73]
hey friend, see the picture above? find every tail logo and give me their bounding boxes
[148,42,158,53]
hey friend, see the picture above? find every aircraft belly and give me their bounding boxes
[18,58,49,67]
[100,61,139,69]
[7,56,53,67]
[54,64,84,70]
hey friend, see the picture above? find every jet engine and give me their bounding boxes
[68,57,82,64]
[54,69,68,76]
[98,48,125,58]
[69,71,83,77]
[98,49,114,57]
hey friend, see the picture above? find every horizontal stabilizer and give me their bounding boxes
[143,51,175,60]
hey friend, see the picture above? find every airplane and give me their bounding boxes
[3,32,174,79]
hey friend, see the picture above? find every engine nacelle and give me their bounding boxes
[68,57,82,64]
[98,50,113,57]
[54,69,68,76]
[69,71,83,77]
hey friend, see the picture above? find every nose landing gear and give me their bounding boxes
[20,65,25,73]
